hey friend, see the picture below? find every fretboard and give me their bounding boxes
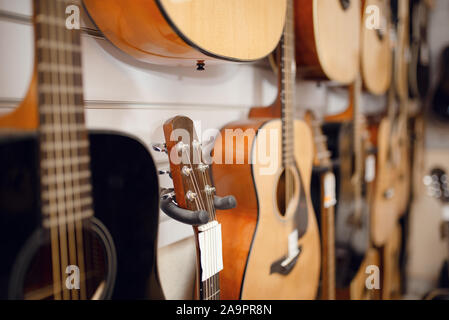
[201,274,220,300]
[280,0,295,167]
[35,0,93,228]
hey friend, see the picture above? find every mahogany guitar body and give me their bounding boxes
[212,119,321,299]
[83,0,287,66]
[294,0,361,83]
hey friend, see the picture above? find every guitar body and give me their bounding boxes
[83,0,286,66]
[371,118,398,247]
[382,223,402,300]
[0,132,162,299]
[212,119,320,299]
[322,122,370,288]
[361,0,392,95]
[294,0,360,83]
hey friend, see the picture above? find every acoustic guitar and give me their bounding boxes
[371,0,411,246]
[83,0,287,67]
[294,0,361,84]
[162,116,226,300]
[360,0,392,95]
[0,0,162,300]
[212,0,321,299]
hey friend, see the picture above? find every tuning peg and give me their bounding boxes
[158,170,172,178]
[160,188,175,200]
[160,196,209,226]
[152,143,168,153]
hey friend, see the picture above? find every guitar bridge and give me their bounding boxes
[270,246,302,276]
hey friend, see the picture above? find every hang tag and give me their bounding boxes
[198,221,223,282]
[443,205,449,222]
[288,229,299,259]
[323,172,337,208]
[365,155,376,183]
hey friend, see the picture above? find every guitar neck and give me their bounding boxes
[280,0,295,167]
[34,0,94,228]
[320,184,336,300]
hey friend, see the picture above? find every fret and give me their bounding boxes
[40,104,84,114]
[41,140,89,152]
[38,62,82,74]
[39,84,84,95]
[42,197,92,215]
[41,155,90,169]
[41,170,91,185]
[36,14,67,28]
[43,209,94,229]
[40,123,86,133]
[42,183,92,200]
[205,290,220,300]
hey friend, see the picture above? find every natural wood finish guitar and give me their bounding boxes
[361,0,392,95]
[212,0,320,299]
[294,0,361,83]
[83,0,286,66]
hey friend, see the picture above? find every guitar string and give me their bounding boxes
[194,144,219,300]
[180,147,211,299]
[55,0,78,300]
[65,0,87,299]
[39,0,62,300]
[47,0,71,300]
[62,0,87,299]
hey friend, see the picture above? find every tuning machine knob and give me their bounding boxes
[158,169,172,179]
[152,143,168,154]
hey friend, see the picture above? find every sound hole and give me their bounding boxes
[276,167,297,217]
[20,226,108,300]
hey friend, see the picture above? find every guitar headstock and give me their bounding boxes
[424,168,449,204]
[162,116,217,221]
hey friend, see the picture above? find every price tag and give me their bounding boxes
[198,221,223,281]
[323,172,337,208]
[365,155,376,183]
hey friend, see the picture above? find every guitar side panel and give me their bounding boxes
[212,119,266,300]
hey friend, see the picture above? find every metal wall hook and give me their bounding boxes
[214,195,237,210]
[160,197,209,226]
